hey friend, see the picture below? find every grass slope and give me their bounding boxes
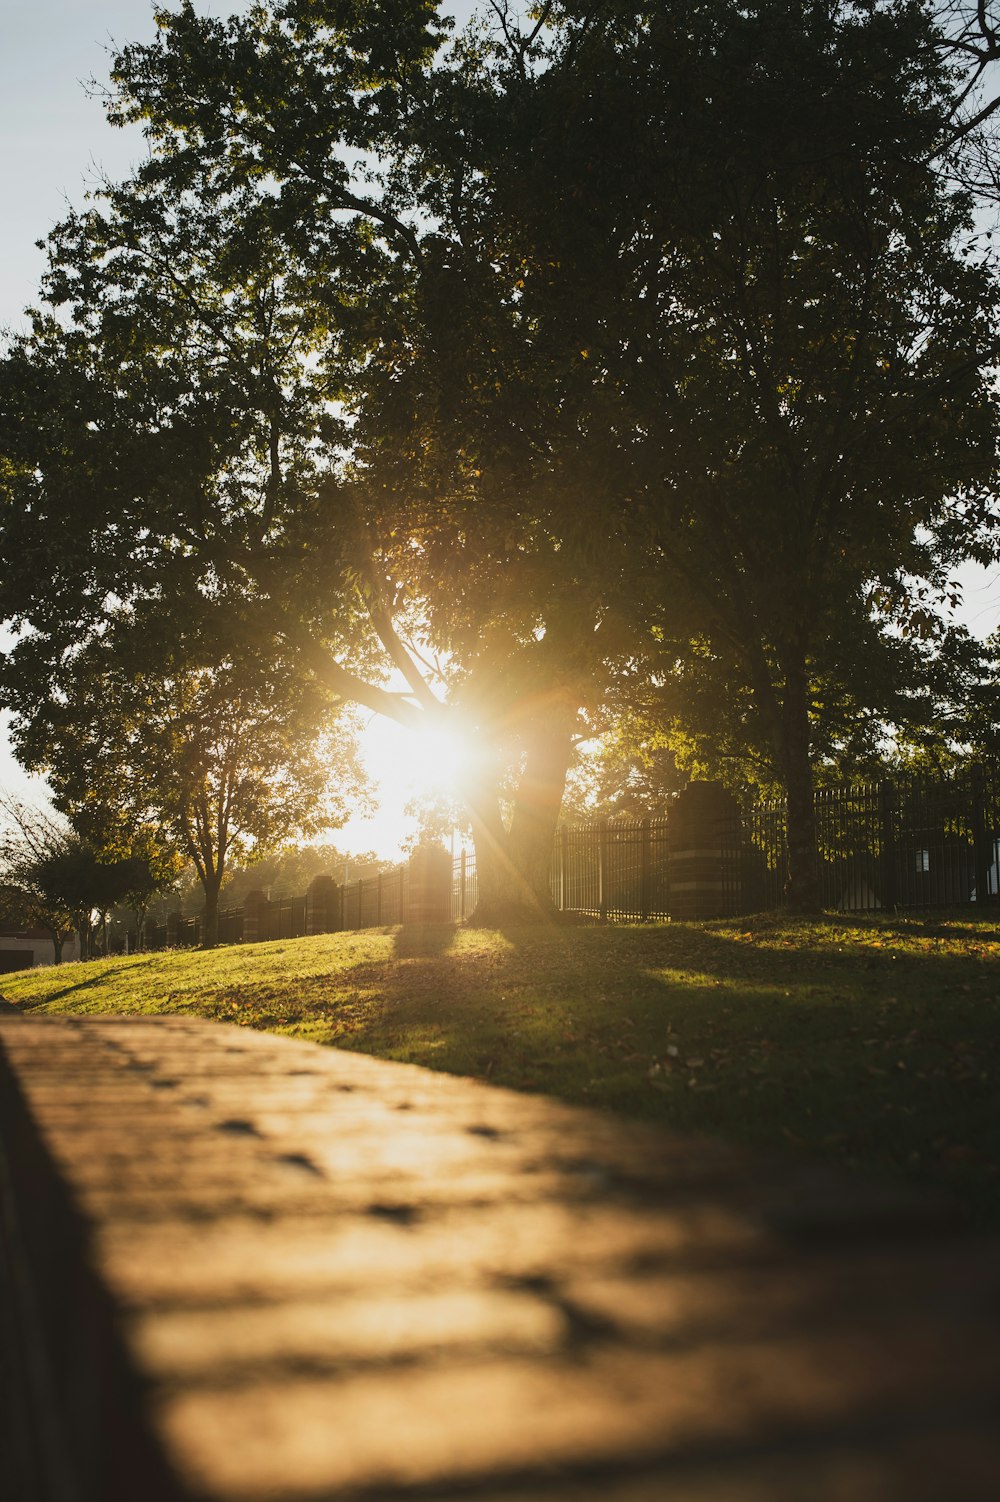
[3,912,999,1223]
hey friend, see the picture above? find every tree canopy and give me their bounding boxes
[2,0,1000,914]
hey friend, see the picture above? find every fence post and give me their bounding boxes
[972,764,992,904]
[406,845,452,923]
[243,890,268,945]
[377,871,384,926]
[667,782,741,919]
[640,818,651,921]
[306,875,337,936]
[460,848,467,921]
[558,827,566,913]
[878,781,897,912]
[598,820,608,922]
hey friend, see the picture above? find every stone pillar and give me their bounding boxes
[306,875,339,935]
[405,845,453,924]
[243,889,268,944]
[668,781,741,920]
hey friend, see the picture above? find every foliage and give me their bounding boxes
[0,797,152,958]
[621,617,1000,792]
[3,602,371,944]
[506,0,1000,906]
[562,731,686,820]
[2,0,1000,922]
[2,912,999,1223]
[216,841,393,909]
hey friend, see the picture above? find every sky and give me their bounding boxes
[2,2,1000,854]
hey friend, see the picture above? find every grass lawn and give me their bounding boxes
[3,911,999,1224]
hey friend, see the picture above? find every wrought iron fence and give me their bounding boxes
[134,766,1000,952]
[451,766,1000,922]
[734,767,1000,914]
[452,848,478,922]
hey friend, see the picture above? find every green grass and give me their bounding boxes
[3,911,1000,1223]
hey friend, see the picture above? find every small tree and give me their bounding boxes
[0,798,132,961]
[5,606,370,946]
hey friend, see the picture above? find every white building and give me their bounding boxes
[0,927,80,971]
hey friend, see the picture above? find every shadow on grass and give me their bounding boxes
[332,916,1000,1226]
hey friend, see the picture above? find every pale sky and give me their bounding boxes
[2,3,999,852]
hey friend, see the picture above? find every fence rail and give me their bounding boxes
[133,767,1000,953]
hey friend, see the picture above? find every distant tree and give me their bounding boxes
[214,841,391,909]
[0,798,142,961]
[4,605,370,946]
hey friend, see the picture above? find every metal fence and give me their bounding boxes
[142,864,409,951]
[451,766,1000,922]
[733,767,1000,914]
[138,767,1000,950]
[341,867,409,930]
[453,848,478,922]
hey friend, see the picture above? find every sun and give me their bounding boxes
[401,721,471,798]
[337,712,474,860]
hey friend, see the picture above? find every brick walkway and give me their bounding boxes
[1,1015,999,1502]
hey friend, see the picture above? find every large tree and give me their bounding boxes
[1,0,640,922]
[489,0,1000,905]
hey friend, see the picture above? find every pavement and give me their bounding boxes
[1,1014,999,1502]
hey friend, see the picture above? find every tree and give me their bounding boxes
[3,603,370,946]
[0,798,143,962]
[3,0,999,921]
[494,0,1000,905]
[0,0,639,922]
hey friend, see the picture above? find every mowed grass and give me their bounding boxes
[3,911,1000,1223]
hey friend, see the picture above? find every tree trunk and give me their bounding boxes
[780,664,821,913]
[201,875,223,948]
[465,708,576,926]
[49,930,64,965]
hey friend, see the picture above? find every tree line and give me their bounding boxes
[4,0,1000,932]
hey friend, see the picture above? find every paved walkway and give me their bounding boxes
[1,1015,999,1502]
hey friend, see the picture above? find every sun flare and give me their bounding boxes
[341,713,475,859]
